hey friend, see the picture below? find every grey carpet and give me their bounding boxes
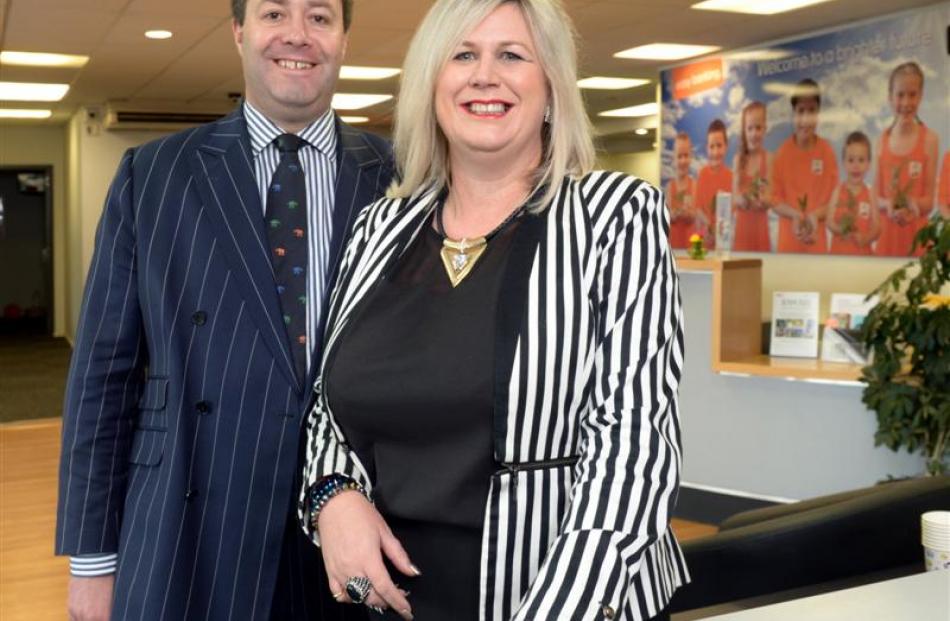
[0,335,71,423]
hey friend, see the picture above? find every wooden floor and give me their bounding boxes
[0,419,717,620]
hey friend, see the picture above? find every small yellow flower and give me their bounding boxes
[689,233,702,243]
[921,293,950,309]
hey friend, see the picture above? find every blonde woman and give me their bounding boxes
[298,1,687,619]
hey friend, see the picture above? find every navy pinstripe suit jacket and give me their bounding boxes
[56,107,392,620]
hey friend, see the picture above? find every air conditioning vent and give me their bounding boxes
[103,103,233,131]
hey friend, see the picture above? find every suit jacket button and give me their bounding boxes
[191,311,207,325]
[601,605,615,619]
[195,401,212,415]
[185,489,199,501]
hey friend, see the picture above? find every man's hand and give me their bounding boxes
[68,575,114,621]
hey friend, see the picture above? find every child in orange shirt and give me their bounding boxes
[770,79,838,254]
[827,132,880,255]
[694,119,732,250]
[874,62,939,257]
[732,101,771,252]
[938,151,950,219]
[666,132,699,249]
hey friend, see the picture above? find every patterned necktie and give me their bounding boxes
[266,133,308,383]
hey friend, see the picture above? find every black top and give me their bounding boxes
[326,214,519,529]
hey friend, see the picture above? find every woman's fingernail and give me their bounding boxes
[401,608,414,620]
[410,564,422,576]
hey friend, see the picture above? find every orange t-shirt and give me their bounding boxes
[694,164,733,250]
[666,176,696,249]
[733,151,771,252]
[937,152,950,215]
[829,183,874,256]
[771,135,838,254]
[875,124,931,257]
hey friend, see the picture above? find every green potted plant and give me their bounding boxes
[860,215,950,475]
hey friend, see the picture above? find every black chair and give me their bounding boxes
[668,475,950,613]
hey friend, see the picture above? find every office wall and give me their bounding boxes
[597,149,660,187]
[66,108,174,341]
[0,123,68,337]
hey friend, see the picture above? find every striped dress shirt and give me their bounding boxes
[70,103,338,577]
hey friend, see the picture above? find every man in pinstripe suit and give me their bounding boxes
[56,0,390,619]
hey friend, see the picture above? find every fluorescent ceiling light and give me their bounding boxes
[331,93,392,110]
[692,0,835,15]
[635,128,650,136]
[145,30,173,40]
[340,116,370,124]
[0,108,53,119]
[615,43,720,61]
[340,66,400,80]
[0,51,89,68]
[577,77,650,90]
[0,81,70,102]
[599,102,658,118]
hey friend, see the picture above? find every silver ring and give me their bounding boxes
[345,576,372,604]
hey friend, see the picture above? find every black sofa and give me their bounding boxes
[668,475,950,613]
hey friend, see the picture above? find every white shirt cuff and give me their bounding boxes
[70,553,117,576]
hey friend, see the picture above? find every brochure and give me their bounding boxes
[821,293,878,363]
[770,291,820,358]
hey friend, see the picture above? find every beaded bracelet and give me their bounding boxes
[308,474,367,531]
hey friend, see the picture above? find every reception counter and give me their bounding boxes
[673,255,921,502]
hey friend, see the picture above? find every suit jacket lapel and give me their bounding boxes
[190,109,302,393]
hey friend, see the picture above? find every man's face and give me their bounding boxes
[233,0,347,128]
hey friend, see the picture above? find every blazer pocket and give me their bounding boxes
[131,376,169,466]
[128,428,165,466]
[138,376,168,411]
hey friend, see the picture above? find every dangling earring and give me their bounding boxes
[544,105,551,124]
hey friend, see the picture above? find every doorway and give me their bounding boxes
[0,166,53,336]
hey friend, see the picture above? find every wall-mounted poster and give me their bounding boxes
[660,3,950,257]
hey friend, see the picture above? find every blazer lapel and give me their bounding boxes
[190,110,301,393]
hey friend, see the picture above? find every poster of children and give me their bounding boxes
[659,3,950,257]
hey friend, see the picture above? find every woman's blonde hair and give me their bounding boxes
[388,0,595,211]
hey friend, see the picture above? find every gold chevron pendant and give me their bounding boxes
[439,236,488,287]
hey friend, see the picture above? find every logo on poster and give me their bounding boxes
[909,161,923,179]
[811,159,823,175]
[672,59,724,100]
[859,202,871,218]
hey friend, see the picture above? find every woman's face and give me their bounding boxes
[434,3,548,168]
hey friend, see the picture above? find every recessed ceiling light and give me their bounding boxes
[577,77,650,90]
[145,30,173,40]
[0,82,70,102]
[331,93,392,110]
[0,51,89,68]
[339,66,401,80]
[0,108,53,119]
[615,43,720,61]
[599,102,659,118]
[340,116,370,124]
[635,128,650,136]
[692,0,835,15]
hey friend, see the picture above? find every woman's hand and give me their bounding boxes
[318,491,418,619]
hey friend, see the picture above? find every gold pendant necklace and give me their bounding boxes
[440,236,487,288]
[436,193,526,288]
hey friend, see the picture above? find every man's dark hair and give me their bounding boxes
[232,0,353,31]
[790,78,821,109]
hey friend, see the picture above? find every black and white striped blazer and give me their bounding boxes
[299,171,689,620]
